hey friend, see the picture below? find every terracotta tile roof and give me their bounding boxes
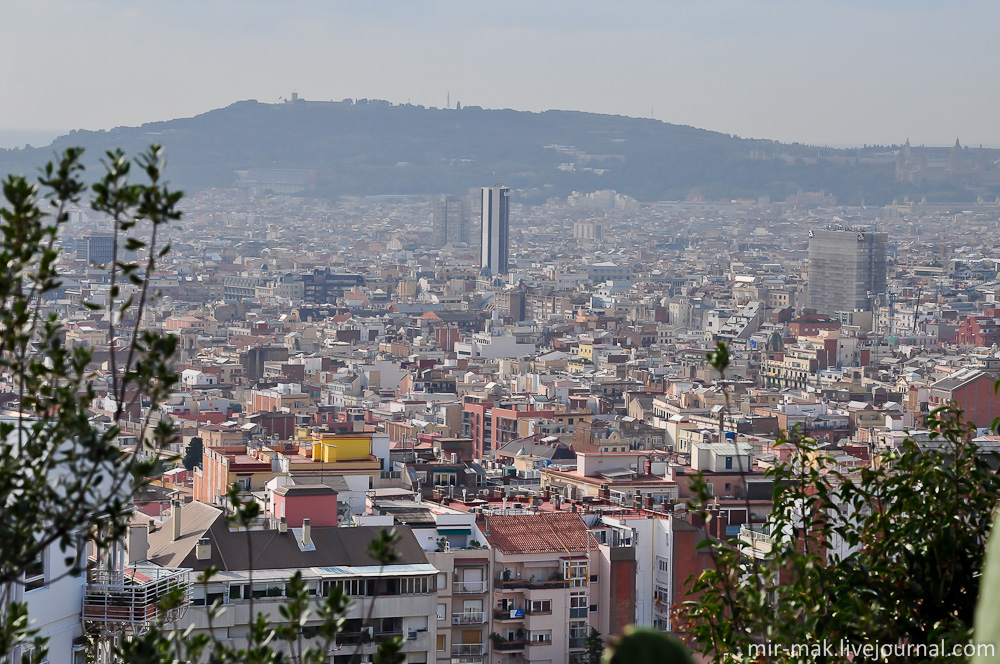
[483,512,599,555]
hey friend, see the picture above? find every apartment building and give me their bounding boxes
[424,520,492,664]
[143,502,437,663]
[483,512,604,664]
[596,512,709,632]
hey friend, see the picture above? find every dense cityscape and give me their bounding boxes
[10,135,1000,662]
[6,1,1000,659]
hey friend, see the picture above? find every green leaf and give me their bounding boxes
[973,513,1000,663]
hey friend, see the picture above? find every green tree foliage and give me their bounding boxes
[182,436,203,471]
[602,626,692,664]
[0,145,181,660]
[585,627,605,664]
[0,147,408,664]
[678,406,1000,663]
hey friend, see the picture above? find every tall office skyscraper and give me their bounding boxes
[807,227,888,314]
[431,195,468,247]
[480,186,510,276]
[77,233,115,266]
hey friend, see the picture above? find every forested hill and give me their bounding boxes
[0,99,979,205]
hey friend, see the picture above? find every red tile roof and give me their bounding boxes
[483,512,599,555]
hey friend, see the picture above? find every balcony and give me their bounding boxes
[493,608,525,621]
[493,639,527,652]
[452,611,487,625]
[452,643,486,656]
[496,578,569,591]
[454,580,488,594]
[569,637,586,649]
[338,629,405,645]
[82,565,191,634]
[739,524,775,556]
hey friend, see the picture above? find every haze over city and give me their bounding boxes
[4,0,1000,147]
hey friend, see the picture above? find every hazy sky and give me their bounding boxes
[3,0,999,147]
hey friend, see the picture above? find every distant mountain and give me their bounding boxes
[0,99,991,205]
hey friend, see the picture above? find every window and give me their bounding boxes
[437,572,447,589]
[529,599,551,614]
[24,552,45,592]
[725,456,733,470]
[436,604,446,621]
[530,630,552,644]
[657,558,669,572]
[436,635,446,652]
[385,576,433,595]
[570,591,588,618]
[565,560,588,587]
[324,578,371,597]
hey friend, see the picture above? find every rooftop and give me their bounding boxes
[483,511,600,555]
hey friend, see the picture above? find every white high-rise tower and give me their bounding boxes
[480,186,510,276]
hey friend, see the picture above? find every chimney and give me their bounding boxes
[278,517,288,534]
[716,510,729,540]
[302,518,311,547]
[127,525,149,564]
[172,500,182,541]
[195,537,212,560]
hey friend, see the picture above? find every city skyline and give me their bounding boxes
[3,1,1000,147]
